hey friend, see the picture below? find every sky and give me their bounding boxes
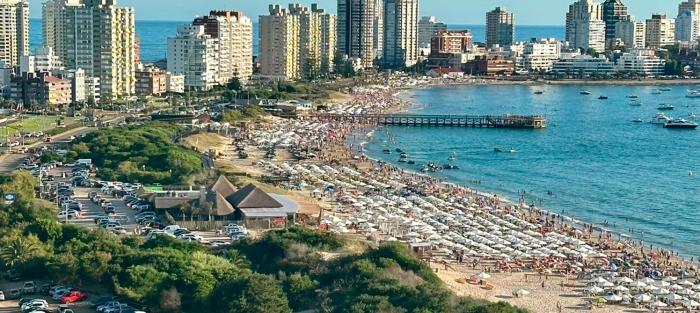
[27,0,678,25]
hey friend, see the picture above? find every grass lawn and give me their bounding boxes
[0,115,81,137]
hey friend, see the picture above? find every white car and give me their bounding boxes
[146,230,175,240]
[111,226,128,235]
[163,225,181,234]
[21,299,48,312]
[178,234,203,242]
[97,301,122,313]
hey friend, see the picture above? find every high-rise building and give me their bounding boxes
[676,10,699,43]
[167,24,220,91]
[429,30,473,55]
[44,0,135,100]
[337,0,383,68]
[565,0,606,53]
[418,16,447,49]
[645,14,676,49]
[259,4,336,80]
[486,6,515,48]
[193,10,253,82]
[259,5,300,80]
[602,0,629,40]
[615,19,646,48]
[0,0,29,67]
[19,47,64,74]
[679,0,700,16]
[523,38,562,71]
[382,0,419,69]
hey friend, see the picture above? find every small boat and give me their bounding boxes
[658,103,675,111]
[382,149,391,154]
[395,148,403,153]
[688,113,698,120]
[664,118,698,129]
[660,87,672,92]
[686,90,700,98]
[598,96,608,100]
[398,158,407,163]
[494,148,503,153]
[651,113,672,124]
[508,149,517,153]
[626,95,639,99]
[534,91,544,95]
[629,101,642,107]
[652,90,662,95]
[580,91,591,95]
[407,160,415,165]
[632,118,643,123]
[448,151,456,161]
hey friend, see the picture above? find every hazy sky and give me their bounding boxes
[27,0,678,25]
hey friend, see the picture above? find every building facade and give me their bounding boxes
[602,0,629,40]
[193,10,253,82]
[19,47,64,74]
[167,24,220,91]
[615,20,646,48]
[645,14,676,49]
[259,5,300,80]
[382,0,419,69]
[676,10,699,44]
[614,49,665,75]
[464,56,514,76]
[44,0,135,100]
[680,0,700,16]
[429,30,473,55]
[552,54,615,76]
[486,6,515,48]
[418,16,446,49]
[522,38,562,72]
[135,65,168,96]
[566,0,606,53]
[0,0,29,67]
[10,72,71,108]
[166,73,184,94]
[337,0,383,69]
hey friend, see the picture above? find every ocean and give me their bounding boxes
[28,19,564,62]
[365,84,700,257]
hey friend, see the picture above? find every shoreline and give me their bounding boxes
[400,78,700,90]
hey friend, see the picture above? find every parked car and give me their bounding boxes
[22,281,36,294]
[7,289,21,299]
[59,290,86,303]
[20,299,48,313]
[0,290,5,301]
[57,304,75,313]
[89,296,120,309]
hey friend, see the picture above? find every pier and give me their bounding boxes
[299,114,547,129]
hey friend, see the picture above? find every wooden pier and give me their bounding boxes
[299,114,547,129]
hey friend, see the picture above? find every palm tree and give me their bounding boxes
[0,237,39,269]
[223,250,251,269]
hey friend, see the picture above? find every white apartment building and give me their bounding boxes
[552,54,615,76]
[565,0,606,53]
[167,25,220,91]
[522,38,562,72]
[0,0,29,67]
[614,49,665,76]
[418,16,446,49]
[192,11,253,83]
[20,47,64,74]
[676,10,699,44]
[166,73,184,94]
[382,0,419,69]
[645,14,676,49]
[259,5,300,80]
[615,20,646,48]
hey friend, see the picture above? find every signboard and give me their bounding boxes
[3,193,16,205]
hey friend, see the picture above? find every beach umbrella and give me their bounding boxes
[670,284,684,291]
[651,301,668,308]
[605,294,623,302]
[587,286,605,295]
[629,281,647,289]
[683,300,700,308]
[653,288,671,295]
[692,293,700,300]
[634,294,652,303]
[601,282,615,288]
[679,280,694,286]
[640,277,656,284]
[593,297,607,304]
[617,277,634,284]
[655,281,671,287]
[592,277,609,285]
[514,289,530,296]
[474,272,491,280]
[664,276,679,282]
[613,285,629,292]
[693,284,700,291]
[666,293,685,303]
[677,288,694,296]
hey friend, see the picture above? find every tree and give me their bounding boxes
[0,235,40,269]
[160,287,182,313]
[208,274,291,313]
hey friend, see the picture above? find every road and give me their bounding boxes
[0,127,96,174]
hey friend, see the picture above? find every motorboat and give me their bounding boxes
[580,91,591,95]
[448,152,456,161]
[652,90,662,95]
[534,91,544,95]
[494,148,503,152]
[659,87,672,92]
[395,148,403,153]
[407,160,415,165]
[382,149,391,154]
[508,149,517,153]
[651,113,673,124]
[598,96,608,100]
[632,118,643,123]
[664,118,698,129]
[629,101,642,106]
[687,90,700,98]
[626,95,639,99]
[658,103,675,110]
[443,164,460,170]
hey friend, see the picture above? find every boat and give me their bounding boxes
[534,91,544,95]
[658,103,675,110]
[659,87,672,92]
[629,101,642,107]
[407,160,415,165]
[664,118,699,129]
[626,95,639,99]
[688,113,698,120]
[686,90,700,98]
[395,148,403,153]
[508,149,517,153]
[598,96,608,100]
[448,152,456,161]
[398,158,407,163]
[494,148,503,153]
[632,118,643,123]
[651,113,673,124]
[652,90,662,95]
[382,149,391,154]
[580,91,591,95]
[443,164,460,170]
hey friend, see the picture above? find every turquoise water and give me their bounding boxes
[365,84,700,257]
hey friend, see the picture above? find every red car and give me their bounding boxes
[60,290,86,303]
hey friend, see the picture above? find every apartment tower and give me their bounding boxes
[382,0,418,69]
[337,0,383,69]
[565,0,606,53]
[193,10,253,82]
[486,6,515,48]
[0,0,29,67]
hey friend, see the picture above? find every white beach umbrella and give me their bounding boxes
[677,288,694,296]
[666,293,685,303]
[587,286,605,295]
[605,294,623,302]
[683,299,700,308]
[601,282,615,288]
[664,276,679,282]
[670,284,684,291]
[613,285,629,292]
[640,277,656,284]
[592,277,609,285]
[629,281,648,289]
[634,294,652,303]
[679,280,694,286]
[514,289,530,296]
[653,288,671,295]
[655,281,671,287]
[650,301,668,308]
[474,272,491,280]
[617,277,634,284]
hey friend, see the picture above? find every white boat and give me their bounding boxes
[658,103,675,110]
[687,90,700,98]
[651,113,672,124]
[664,118,699,129]
[448,152,456,161]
